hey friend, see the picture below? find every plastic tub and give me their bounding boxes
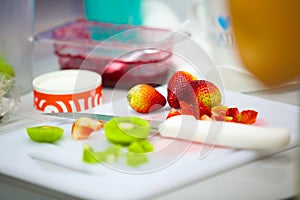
[32,70,102,113]
[35,19,189,89]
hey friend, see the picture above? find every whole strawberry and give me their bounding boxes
[167,71,197,108]
[127,84,166,113]
[188,80,222,109]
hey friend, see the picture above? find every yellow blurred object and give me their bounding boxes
[229,0,300,86]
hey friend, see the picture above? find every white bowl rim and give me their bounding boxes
[32,70,102,94]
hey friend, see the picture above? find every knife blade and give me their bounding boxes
[43,113,291,150]
[42,112,162,130]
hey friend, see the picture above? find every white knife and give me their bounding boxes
[159,115,291,150]
[43,113,291,150]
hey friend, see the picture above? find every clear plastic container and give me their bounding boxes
[35,19,189,89]
[0,0,35,94]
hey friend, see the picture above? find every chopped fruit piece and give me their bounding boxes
[71,117,104,140]
[200,114,212,120]
[226,107,258,124]
[126,152,148,167]
[26,125,64,143]
[166,108,181,119]
[128,140,154,153]
[127,84,166,113]
[227,107,240,121]
[238,110,258,124]
[82,145,121,164]
[167,71,197,108]
[211,105,228,121]
[104,116,150,145]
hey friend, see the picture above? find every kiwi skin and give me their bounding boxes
[104,116,150,146]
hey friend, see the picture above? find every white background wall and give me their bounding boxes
[34,0,190,33]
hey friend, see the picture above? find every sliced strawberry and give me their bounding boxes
[238,110,258,124]
[167,71,197,108]
[189,80,222,109]
[179,100,200,119]
[227,108,258,124]
[198,100,212,117]
[166,108,181,119]
[227,107,239,121]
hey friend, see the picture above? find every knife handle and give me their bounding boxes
[158,115,291,150]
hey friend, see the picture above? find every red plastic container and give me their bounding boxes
[35,19,189,88]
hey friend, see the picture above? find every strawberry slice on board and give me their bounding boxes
[238,110,258,125]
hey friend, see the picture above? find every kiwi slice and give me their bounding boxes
[126,152,148,167]
[104,116,150,146]
[128,140,154,153]
[26,126,64,143]
[82,145,122,164]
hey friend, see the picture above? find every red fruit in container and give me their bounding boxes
[167,71,197,108]
[127,84,166,113]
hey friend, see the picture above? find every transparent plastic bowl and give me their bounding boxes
[35,19,189,89]
[0,72,20,122]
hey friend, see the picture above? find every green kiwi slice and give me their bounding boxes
[82,145,122,164]
[104,116,150,146]
[26,126,64,143]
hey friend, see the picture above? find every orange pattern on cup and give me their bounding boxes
[34,85,102,113]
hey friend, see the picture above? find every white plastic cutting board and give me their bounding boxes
[0,90,298,200]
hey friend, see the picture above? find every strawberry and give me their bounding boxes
[179,99,211,119]
[237,110,258,124]
[167,71,197,108]
[188,80,222,109]
[166,108,181,119]
[198,100,212,117]
[127,84,166,113]
[226,107,258,124]
[227,107,239,121]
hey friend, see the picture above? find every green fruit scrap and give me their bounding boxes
[99,116,154,167]
[26,126,64,143]
[128,140,154,153]
[126,152,148,167]
[104,116,150,145]
[82,145,122,164]
[82,145,102,164]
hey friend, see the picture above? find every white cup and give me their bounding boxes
[189,0,241,67]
